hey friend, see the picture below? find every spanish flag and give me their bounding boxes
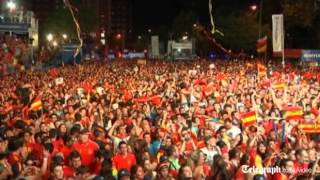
[197,140,206,149]
[273,82,286,90]
[241,111,257,127]
[298,124,320,133]
[284,106,303,120]
[256,36,267,53]
[29,97,42,111]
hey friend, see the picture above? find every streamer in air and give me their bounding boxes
[63,0,83,58]
[209,0,224,36]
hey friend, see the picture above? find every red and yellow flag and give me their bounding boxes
[241,111,257,127]
[30,97,42,111]
[298,124,320,133]
[256,36,267,53]
[273,82,286,90]
[284,106,303,120]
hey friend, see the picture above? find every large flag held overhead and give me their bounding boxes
[240,111,257,127]
[298,124,320,133]
[284,106,303,120]
[256,36,267,53]
[29,97,42,111]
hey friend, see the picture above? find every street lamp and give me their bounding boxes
[7,1,16,12]
[250,5,257,11]
[182,36,188,40]
[138,35,142,40]
[62,34,68,40]
[47,33,53,42]
[148,29,151,33]
[52,41,58,47]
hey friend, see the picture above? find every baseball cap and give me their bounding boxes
[159,155,169,163]
[118,169,130,179]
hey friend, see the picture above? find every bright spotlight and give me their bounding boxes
[47,34,53,42]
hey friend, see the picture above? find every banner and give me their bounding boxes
[151,36,160,58]
[301,50,320,62]
[272,15,284,52]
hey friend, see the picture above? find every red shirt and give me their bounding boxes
[185,140,197,152]
[25,143,43,161]
[235,167,245,180]
[294,161,308,175]
[203,163,211,177]
[271,173,288,180]
[52,139,64,152]
[63,166,75,178]
[72,140,99,166]
[7,152,21,165]
[113,153,136,171]
[60,145,72,164]
[90,161,102,175]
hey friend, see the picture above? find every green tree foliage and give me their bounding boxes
[77,6,98,34]
[282,0,316,28]
[281,0,320,48]
[215,11,270,53]
[41,7,76,41]
[41,1,98,43]
[172,10,198,40]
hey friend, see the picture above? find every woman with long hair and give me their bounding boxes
[131,165,145,180]
[211,155,232,180]
[177,165,193,180]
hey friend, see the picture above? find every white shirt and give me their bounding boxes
[226,126,241,139]
[201,147,219,165]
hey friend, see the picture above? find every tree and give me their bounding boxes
[41,7,76,43]
[281,0,320,48]
[41,2,98,45]
[282,0,316,28]
[215,11,271,54]
[172,10,198,40]
[77,5,98,34]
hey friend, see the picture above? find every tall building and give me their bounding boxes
[109,0,132,51]
[98,0,111,33]
[22,0,61,23]
[20,0,131,51]
[110,0,131,35]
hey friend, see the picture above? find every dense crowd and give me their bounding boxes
[0,59,319,180]
[0,35,30,75]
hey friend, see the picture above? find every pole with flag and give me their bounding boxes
[29,97,43,111]
[29,96,44,121]
[256,36,268,55]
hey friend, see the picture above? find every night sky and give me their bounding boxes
[132,0,209,29]
[131,0,254,29]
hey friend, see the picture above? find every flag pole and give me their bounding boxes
[282,18,285,68]
[282,36,285,68]
[41,106,44,122]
